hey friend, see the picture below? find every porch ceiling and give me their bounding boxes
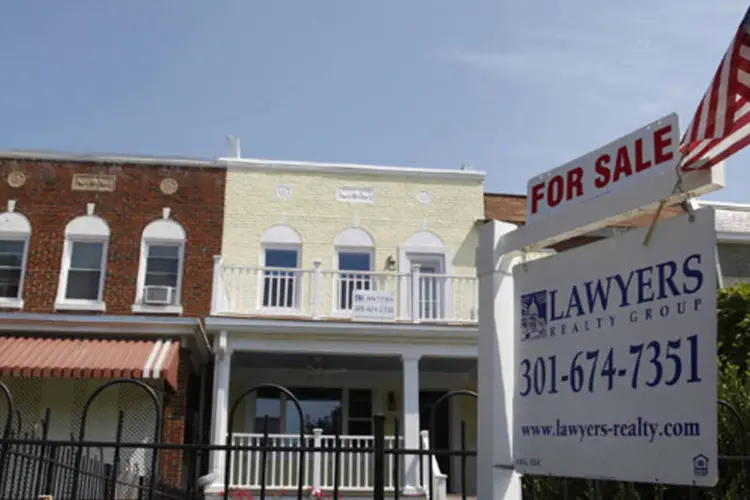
[233,352,477,373]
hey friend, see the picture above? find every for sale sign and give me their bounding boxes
[526,113,680,222]
[513,207,718,486]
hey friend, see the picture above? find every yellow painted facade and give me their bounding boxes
[221,167,484,274]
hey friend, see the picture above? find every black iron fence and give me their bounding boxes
[2,378,750,499]
[0,379,479,500]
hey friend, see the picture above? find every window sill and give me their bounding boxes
[0,298,23,310]
[54,300,106,312]
[132,304,183,315]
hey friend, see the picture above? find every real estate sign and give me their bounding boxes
[512,207,718,486]
[352,291,396,321]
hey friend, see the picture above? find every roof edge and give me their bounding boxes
[220,157,486,182]
[0,149,222,169]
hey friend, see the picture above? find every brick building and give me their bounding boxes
[0,150,225,491]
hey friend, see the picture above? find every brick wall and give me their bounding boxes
[0,158,225,316]
[160,348,191,487]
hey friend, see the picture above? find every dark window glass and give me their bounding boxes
[65,242,104,300]
[263,249,299,308]
[338,252,372,309]
[0,240,24,298]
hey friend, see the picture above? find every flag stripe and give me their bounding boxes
[680,9,750,172]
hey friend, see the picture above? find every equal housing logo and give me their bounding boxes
[520,253,706,342]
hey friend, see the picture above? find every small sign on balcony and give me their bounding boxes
[352,291,395,321]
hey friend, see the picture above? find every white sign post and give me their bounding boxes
[513,208,718,485]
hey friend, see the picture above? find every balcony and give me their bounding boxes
[211,258,478,324]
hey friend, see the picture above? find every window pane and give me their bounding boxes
[338,253,372,309]
[254,396,282,433]
[0,252,22,268]
[66,269,101,300]
[0,268,22,284]
[265,249,298,268]
[146,257,179,274]
[145,273,179,288]
[0,283,19,299]
[338,252,371,272]
[0,240,24,270]
[285,399,342,435]
[148,245,180,259]
[70,242,104,270]
[0,266,21,299]
[348,389,372,419]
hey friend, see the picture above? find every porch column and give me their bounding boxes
[401,353,421,493]
[209,330,233,487]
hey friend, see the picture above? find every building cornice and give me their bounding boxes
[220,157,486,182]
[0,149,222,169]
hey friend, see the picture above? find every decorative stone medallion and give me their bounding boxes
[160,178,179,195]
[276,184,292,201]
[417,189,433,204]
[6,171,26,188]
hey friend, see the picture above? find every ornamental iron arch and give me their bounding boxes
[225,383,307,500]
[70,378,163,500]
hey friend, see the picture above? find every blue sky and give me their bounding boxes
[0,1,748,202]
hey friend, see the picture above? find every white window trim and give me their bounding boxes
[333,247,375,315]
[55,235,109,312]
[132,238,185,315]
[397,245,453,321]
[0,232,30,310]
[257,244,303,313]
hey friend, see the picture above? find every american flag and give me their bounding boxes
[680,6,750,172]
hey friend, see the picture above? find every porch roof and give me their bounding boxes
[0,336,180,391]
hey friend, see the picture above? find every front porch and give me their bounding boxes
[206,339,478,497]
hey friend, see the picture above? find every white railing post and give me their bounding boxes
[312,428,323,491]
[410,264,421,323]
[312,261,322,319]
[420,430,431,490]
[211,255,223,313]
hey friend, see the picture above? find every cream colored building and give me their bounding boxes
[204,154,485,497]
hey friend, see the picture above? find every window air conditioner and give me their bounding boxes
[143,286,174,305]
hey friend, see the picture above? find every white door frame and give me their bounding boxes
[397,246,453,320]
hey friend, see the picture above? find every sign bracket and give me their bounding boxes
[642,151,696,247]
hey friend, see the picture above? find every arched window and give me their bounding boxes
[334,228,375,311]
[261,225,302,309]
[133,215,186,313]
[56,210,110,311]
[0,209,31,307]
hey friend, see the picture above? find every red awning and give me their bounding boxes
[0,336,180,391]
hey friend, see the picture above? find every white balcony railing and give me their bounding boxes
[212,257,479,323]
[228,431,407,491]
